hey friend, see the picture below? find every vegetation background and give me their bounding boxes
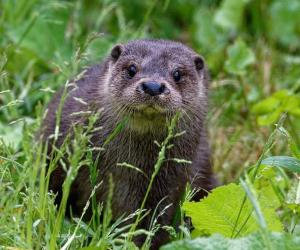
[0,0,300,249]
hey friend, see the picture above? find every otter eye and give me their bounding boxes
[127,64,137,78]
[173,70,181,82]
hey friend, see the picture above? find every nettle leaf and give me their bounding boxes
[262,156,300,174]
[183,183,282,238]
[161,232,300,250]
[225,39,255,75]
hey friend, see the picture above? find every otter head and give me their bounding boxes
[104,40,208,133]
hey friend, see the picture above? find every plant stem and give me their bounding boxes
[128,112,181,242]
[231,114,286,238]
[287,115,300,148]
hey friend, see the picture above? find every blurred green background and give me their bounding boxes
[1,0,300,183]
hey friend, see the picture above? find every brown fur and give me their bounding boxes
[40,39,215,249]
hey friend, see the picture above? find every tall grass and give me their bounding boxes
[0,106,186,249]
[1,0,300,249]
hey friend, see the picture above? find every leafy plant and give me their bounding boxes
[225,39,256,76]
[251,90,300,126]
[262,156,300,174]
[1,0,300,249]
[161,232,300,250]
[183,183,282,238]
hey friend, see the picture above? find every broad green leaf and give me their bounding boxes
[183,183,282,238]
[261,156,300,174]
[256,109,282,126]
[252,166,282,208]
[0,122,23,148]
[273,90,290,100]
[268,0,300,50]
[286,203,300,214]
[6,6,72,61]
[251,90,300,125]
[251,97,280,115]
[251,90,300,116]
[214,0,250,31]
[161,232,300,250]
[193,8,228,73]
[225,39,255,75]
[0,117,34,148]
[284,96,300,113]
[289,108,300,117]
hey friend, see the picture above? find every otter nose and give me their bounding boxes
[141,81,165,96]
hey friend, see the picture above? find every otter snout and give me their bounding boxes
[139,81,168,96]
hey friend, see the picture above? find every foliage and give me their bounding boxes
[0,0,300,249]
[183,183,282,238]
[225,39,255,76]
[251,90,300,126]
[161,232,300,250]
[262,156,300,174]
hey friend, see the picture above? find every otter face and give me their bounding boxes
[105,40,208,133]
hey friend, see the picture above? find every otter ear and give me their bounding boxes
[110,44,124,61]
[194,55,204,71]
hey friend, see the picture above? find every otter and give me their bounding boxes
[40,39,215,248]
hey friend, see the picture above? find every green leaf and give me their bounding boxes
[278,127,300,158]
[183,183,282,238]
[252,90,300,115]
[161,232,300,250]
[193,8,228,73]
[272,90,290,100]
[251,90,300,125]
[289,108,300,117]
[284,95,300,113]
[256,109,282,126]
[225,39,255,75]
[214,0,250,31]
[0,117,34,149]
[251,166,283,208]
[268,0,300,50]
[261,156,300,174]
[79,247,100,250]
[251,97,281,115]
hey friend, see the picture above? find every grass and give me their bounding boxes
[0,111,185,249]
[1,0,300,249]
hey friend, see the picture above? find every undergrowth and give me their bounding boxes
[1,0,300,249]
